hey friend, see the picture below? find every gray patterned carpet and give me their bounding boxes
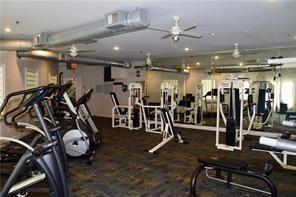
[67,117,296,197]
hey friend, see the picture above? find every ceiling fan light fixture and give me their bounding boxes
[69,50,78,58]
[233,51,241,59]
[172,35,179,42]
[232,43,241,59]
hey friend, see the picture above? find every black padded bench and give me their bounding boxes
[199,156,248,171]
[190,156,277,197]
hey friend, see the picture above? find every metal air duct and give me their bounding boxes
[46,8,150,47]
[0,40,33,51]
[16,51,131,68]
[148,66,179,73]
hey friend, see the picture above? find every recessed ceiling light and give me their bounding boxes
[214,55,219,60]
[5,27,12,32]
[239,62,243,66]
[187,66,191,69]
[114,46,119,50]
[196,62,200,66]
[209,32,216,36]
[184,47,190,51]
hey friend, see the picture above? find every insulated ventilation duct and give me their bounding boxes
[1,8,150,51]
[35,8,150,47]
[0,40,33,51]
[16,51,131,68]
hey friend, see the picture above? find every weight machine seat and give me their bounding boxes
[110,92,127,115]
[250,144,283,154]
[198,156,248,171]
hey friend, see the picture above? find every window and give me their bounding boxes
[0,64,4,105]
[25,67,39,89]
[201,79,215,96]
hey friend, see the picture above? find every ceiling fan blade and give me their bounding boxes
[148,27,171,33]
[48,49,69,52]
[183,25,197,32]
[77,50,95,52]
[179,33,202,39]
[161,34,172,39]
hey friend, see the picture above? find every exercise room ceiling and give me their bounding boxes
[1,0,296,60]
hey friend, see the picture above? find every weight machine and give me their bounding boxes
[251,81,274,130]
[110,83,142,130]
[160,82,179,121]
[137,82,179,134]
[216,77,247,151]
[183,84,205,125]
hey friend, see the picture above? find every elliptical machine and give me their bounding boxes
[0,86,69,197]
[52,81,100,164]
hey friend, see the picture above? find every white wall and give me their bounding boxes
[59,60,145,118]
[0,51,58,140]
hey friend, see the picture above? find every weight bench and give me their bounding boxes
[251,136,296,171]
[190,156,277,197]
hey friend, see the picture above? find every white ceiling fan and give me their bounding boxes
[149,16,202,43]
[232,43,241,59]
[141,53,179,72]
[50,43,95,57]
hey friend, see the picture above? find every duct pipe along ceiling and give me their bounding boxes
[47,8,150,47]
[16,51,131,68]
[0,40,33,51]
[0,8,149,50]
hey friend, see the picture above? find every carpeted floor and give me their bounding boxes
[67,117,296,197]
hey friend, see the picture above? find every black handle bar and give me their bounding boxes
[55,80,73,100]
[0,86,53,127]
[74,89,93,107]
